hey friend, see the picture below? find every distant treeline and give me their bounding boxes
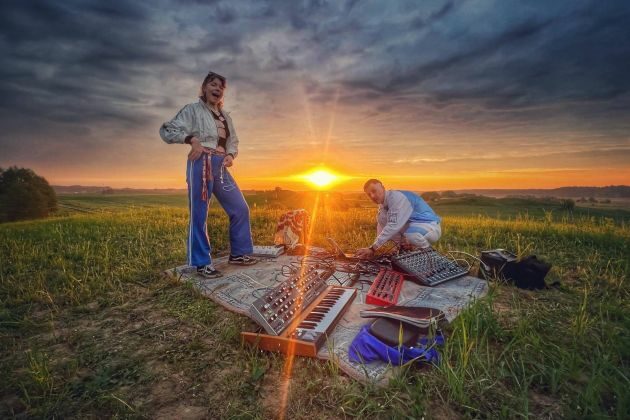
[454,186,630,198]
[53,185,630,198]
[54,186,187,195]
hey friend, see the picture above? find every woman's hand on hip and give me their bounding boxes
[223,155,234,167]
[187,137,203,160]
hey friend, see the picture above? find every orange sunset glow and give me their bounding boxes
[31,150,630,192]
[290,167,352,190]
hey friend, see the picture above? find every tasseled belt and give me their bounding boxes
[200,148,225,201]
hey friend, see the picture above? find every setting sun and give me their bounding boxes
[292,167,350,190]
[305,169,337,187]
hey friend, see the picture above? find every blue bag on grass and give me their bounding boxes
[348,325,443,366]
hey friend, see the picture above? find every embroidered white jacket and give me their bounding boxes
[159,99,240,158]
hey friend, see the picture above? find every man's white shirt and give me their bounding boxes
[374,190,414,248]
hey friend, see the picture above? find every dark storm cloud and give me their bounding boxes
[382,16,559,92]
[329,1,630,114]
[0,0,629,181]
[410,1,455,29]
[0,0,197,176]
[0,0,173,129]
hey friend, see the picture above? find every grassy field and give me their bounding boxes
[56,192,630,223]
[1,196,629,418]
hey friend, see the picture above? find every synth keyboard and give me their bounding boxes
[392,248,468,286]
[250,265,332,336]
[243,264,356,357]
[290,287,356,342]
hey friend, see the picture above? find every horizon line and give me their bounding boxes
[52,184,630,192]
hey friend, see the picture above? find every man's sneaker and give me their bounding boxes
[196,264,222,279]
[228,255,258,265]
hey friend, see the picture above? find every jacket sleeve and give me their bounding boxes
[159,104,194,144]
[372,191,413,249]
[376,207,386,236]
[225,113,239,158]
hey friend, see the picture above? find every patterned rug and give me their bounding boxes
[165,252,487,385]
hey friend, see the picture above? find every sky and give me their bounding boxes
[1,0,629,191]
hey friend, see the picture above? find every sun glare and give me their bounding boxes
[294,167,348,190]
[306,169,337,187]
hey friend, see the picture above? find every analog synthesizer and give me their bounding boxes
[242,264,356,357]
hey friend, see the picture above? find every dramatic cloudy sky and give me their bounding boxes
[1,0,629,189]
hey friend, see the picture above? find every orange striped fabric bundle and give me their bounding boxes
[273,209,310,250]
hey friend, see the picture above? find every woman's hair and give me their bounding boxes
[199,71,227,109]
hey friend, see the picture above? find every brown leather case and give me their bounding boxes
[362,306,444,321]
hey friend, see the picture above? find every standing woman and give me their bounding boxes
[160,71,256,278]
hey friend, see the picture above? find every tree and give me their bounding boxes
[560,198,575,211]
[421,191,440,202]
[0,167,58,222]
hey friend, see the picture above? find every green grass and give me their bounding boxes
[56,192,630,224]
[432,196,630,224]
[56,193,190,215]
[1,200,629,418]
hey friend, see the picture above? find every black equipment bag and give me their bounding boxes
[480,249,517,278]
[479,249,552,290]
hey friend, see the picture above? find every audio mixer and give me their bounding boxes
[392,248,468,286]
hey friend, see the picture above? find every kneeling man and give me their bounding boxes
[355,179,441,259]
